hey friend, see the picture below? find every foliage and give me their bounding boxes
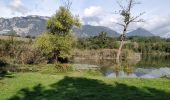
[0,37,46,65]
[34,33,74,62]
[76,32,119,49]
[125,36,170,53]
[47,6,80,35]
[75,33,170,54]
[0,59,8,67]
[34,6,80,63]
[16,46,45,64]
[128,36,162,43]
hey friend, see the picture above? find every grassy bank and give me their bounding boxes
[72,49,139,60]
[0,72,170,100]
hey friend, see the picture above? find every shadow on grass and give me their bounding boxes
[9,76,170,100]
[0,71,14,80]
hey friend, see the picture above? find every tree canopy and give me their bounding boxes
[47,6,80,35]
[34,6,80,63]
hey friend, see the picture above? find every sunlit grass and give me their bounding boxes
[0,72,170,100]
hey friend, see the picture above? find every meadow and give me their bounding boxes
[0,72,170,100]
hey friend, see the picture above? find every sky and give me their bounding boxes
[0,0,170,37]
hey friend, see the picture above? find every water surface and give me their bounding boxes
[71,55,170,78]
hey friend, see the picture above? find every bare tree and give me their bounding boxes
[62,0,72,10]
[115,0,144,64]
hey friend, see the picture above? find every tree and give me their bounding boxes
[115,0,144,64]
[7,29,17,57]
[7,29,17,45]
[35,4,80,63]
[94,32,108,49]
[34,33,74,62]
[47,6,80,35]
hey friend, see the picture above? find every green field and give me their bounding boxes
[0,72,170,100]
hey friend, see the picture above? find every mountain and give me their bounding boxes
[0,16,119,37]
[0,15,48,36]
[0,16,162,38]
[127,28,155,37]
[73,25,119,37]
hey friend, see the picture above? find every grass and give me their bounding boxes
[0,35,30,42]
[0,72,170,100]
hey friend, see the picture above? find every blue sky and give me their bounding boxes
[0,0,170,37]
[1,0,169,17]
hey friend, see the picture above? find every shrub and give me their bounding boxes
[34,33,74,63]
[0,59,8,67]
[14,45,46,64]
[55,63,73,72]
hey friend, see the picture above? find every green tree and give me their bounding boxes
[34,6,80,63]
[47,6,80,35]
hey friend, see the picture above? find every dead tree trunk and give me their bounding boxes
[116,37,124,64]
[116,27,127,64]
[115,0,144,64]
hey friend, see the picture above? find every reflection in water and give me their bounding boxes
[136,55,170,68]
[71,55,170,78]
[105,67,170,78]
[70,58,116,67]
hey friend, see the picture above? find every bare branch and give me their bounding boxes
[116,23,126,28]
[129,12,145,23]
[131,19,145,23]
[62,0,72,10]
[127,0,141,11]
[117,0,126,11]
[132,1,141,5]
[127,0,133,12]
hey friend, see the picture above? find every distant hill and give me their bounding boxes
[73,25,119,37]
[0,15,48,36]
[0,16,119,37]
[127,28,154,37]
[0,16,161,38]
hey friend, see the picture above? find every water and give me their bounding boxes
[71,55,170,78]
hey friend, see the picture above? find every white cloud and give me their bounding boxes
[9,0,29,15]
[0,1,11,18]
[81,10,170,37]
[82,6,122,32]
[136,14,170,36]
[84,6,103,17]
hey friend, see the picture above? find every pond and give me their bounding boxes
[71,55,170,78]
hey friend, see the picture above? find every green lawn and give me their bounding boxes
[0,72,170,100]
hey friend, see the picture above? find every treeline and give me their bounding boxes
[76,32,119,49]
[126,36,170,54]
[76,33,170,54]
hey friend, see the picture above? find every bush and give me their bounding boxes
[0,59,8,67]
[17,48,46,64]
[34,33,74,63]
[55,63,73,72]
[11,44,46,64]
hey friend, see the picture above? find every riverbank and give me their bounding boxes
[0,72,170,100]
[72,49,141,61]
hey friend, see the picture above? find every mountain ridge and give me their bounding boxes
[0,15,167,38]
[73,25,119,37]
[127,28,155,37]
